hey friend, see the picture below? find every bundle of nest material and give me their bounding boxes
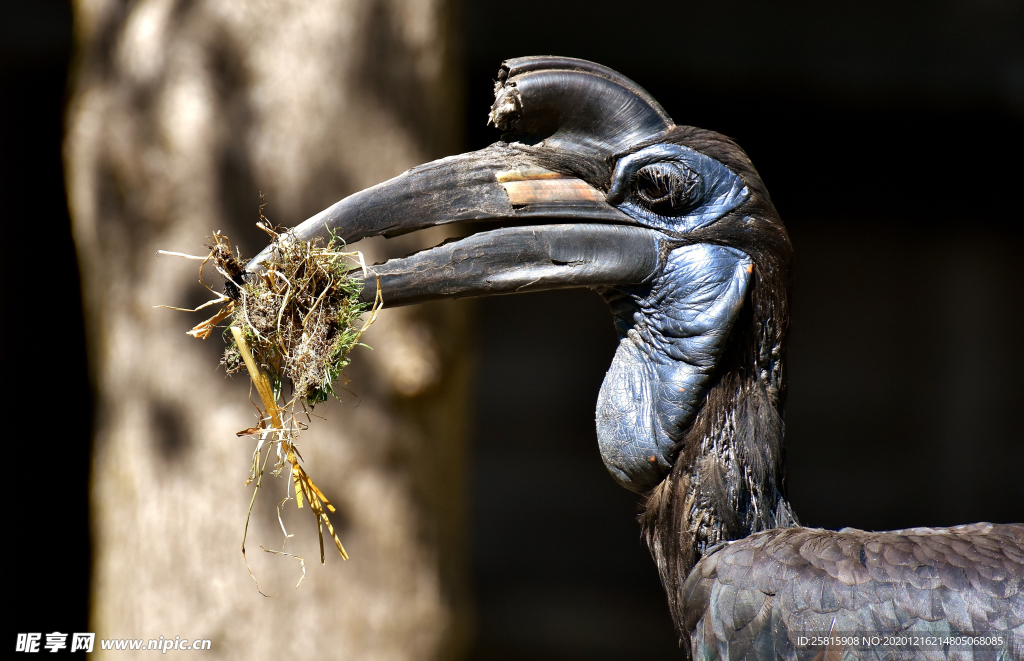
[160,219,380,588]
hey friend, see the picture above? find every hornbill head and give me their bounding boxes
[249,56,792,502]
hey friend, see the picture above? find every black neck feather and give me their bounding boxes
[640,274,797,634]
[639,139,797,634]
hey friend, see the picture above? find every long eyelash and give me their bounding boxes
[636,164,699,210]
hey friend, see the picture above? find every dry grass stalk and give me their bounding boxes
[158,218,382,592]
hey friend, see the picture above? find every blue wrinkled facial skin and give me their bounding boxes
[595,144,753,492]
[607,144,749,234]
[597,245,751,492]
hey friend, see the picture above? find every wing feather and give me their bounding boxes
[683,524,1024,660]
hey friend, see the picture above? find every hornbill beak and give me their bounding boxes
[247,56,677,306]
[246,57,758,494]
[250,149,664,306]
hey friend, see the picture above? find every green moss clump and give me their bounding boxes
[213,229,376,408]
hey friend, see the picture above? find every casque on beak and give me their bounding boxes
[246,56,679,308]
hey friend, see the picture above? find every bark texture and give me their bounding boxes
[65,1,471,658]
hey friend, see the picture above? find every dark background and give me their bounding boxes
[3,1,1022,658]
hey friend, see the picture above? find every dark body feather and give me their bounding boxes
[684,524,1024,660]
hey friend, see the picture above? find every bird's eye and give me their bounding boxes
[633,163,701,215]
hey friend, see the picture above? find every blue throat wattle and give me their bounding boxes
[596,242,752,492]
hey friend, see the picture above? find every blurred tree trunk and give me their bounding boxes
[65,0,471,658]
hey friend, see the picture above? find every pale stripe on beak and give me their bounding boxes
[497,167,605,205]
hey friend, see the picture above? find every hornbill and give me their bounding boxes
[249,57,1023,660]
